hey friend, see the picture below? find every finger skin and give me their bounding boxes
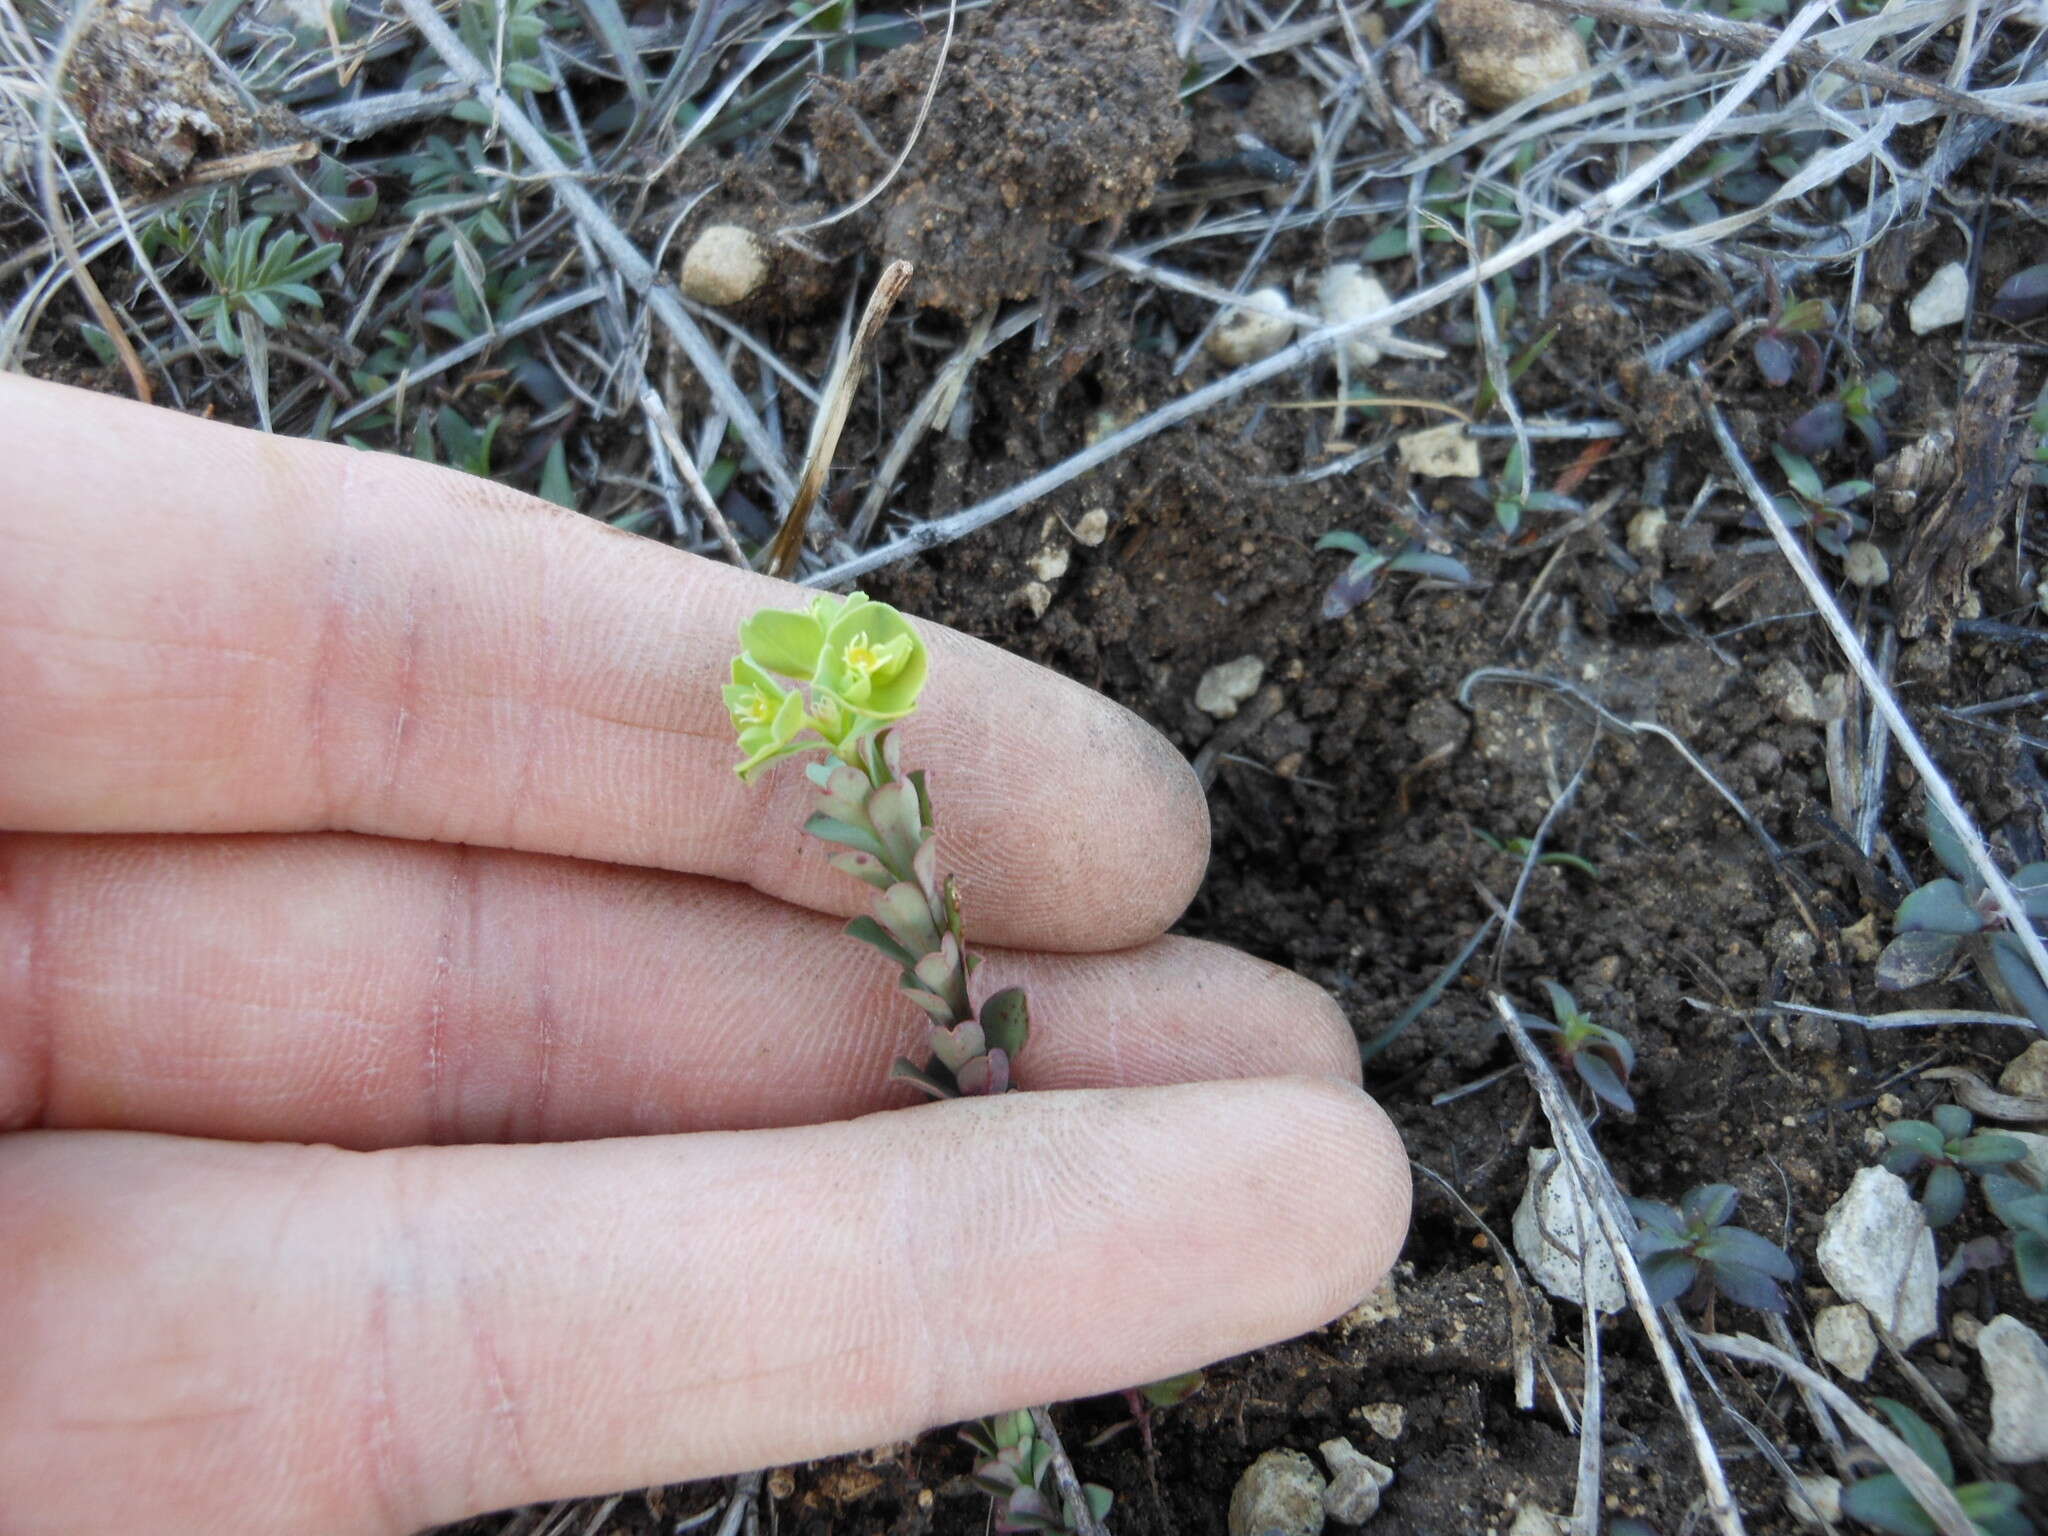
[0,832,1357,1142]
[0,375,1205,951]
[0,1080,1410,1536]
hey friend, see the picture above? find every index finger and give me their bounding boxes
[0,376,1206,951]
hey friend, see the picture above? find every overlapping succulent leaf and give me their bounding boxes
[963,1412,1113,1536]
[1628,1184,1796,1314]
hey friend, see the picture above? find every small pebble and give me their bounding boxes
[1908,261,1970,335]
[1396,422,1480,479]
[680,224,769,307]
[1816,1304,1877,1380]
[1315,263,1391,369]
[1843,541,1890,587]
[1208,287,1296,366]
[1196,656,1267,719]
[1072,509,1110,546]
[1354,1402,1405,1440]
[1026,544,1070,583]
[1229,1448,1326,1536]
[1010,581,1052,619]
[1626,507,1667,558]
[1786,1475,1843,1529]
[1999,1040,2048,1102]
[1983,1314,2048,1463]
[1319,1438,1394,1526]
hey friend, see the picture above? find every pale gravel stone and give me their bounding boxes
[1196,655,1266,719]
[1315,263,1391,369]
[1817,1166,1938,1346]
[1511,1148,1627,1314]
[1318,1438,1394,1525]
[1908,262,1970,335]
[1229,1448,1326,1536]
[1982,1314,2048,1464]
[1998,1040,2048,1102]
[1396,422,1481,479]
[1208,287,1296,366]
[1815,1304,1878,1381]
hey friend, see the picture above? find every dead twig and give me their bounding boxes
[1519,0,2048,129]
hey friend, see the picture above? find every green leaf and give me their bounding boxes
[1951,1133,2027,1170]
[1695,1225,1794,1279]
[1705,1256,1787,1312]
[889,1056,957,1099]
[1985,933,2048,1030]
[1772,443,1826,503]
[1885,1120,1948,1160]
[1896,880,1982,935]
[804,814,888,861]
[1682,1184,1739,1231]
[1926,799,1974,884]
[845,914,919,972]
[979,987,1030,1059]
[1539,978,1581,1027]
[1575,1050,1634,1112]
[2013,862,2048,920]
[1639,1249,1698,1307]
[2012,1231,2048,1300]
[538,440,575,509]
[1873,1399,1954,1487]
[1316,530,1373,557]
[1360,224,1413,261]
[1084,1484,1114,1522]
[1920,1164,1965,1228]
[1842,1474,1938,1536]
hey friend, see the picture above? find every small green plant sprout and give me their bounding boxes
[1518,980,1635,1113]
[1879,1102,2029,1228]
[1491,441,1581,536]
[963,1412,1114,1535]
[186,215,341,358]
[1981,1170,2048,1302]
[1875,800,2048,1030]
[1764,444,1873,559]
[1783,371,1900,459]
[1627,1184,1797,1315]
[1747,267,1831,390]
[1841,1399,2033,1536]
[1473,829,1599,879]
[1314,531,1472,619]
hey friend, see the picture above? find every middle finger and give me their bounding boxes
[0,832,1360,1146]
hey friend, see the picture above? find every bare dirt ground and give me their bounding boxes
[5,0,2048,1531]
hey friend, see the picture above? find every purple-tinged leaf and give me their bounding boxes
[1575,1050,1635,1112]
[1696,1224,1796,1280]
[1783,399,1845,457]
[1706,1258,1788,1312]
[901,979,960,1024]
[1989,263,2048,323]
[912,834,941,903]
[867,781,924,876]
[1754,331,1797,387]
[1896,878,1982,934]
[1628,1196,1682,1235]
[1639,1249,1698,1307]
[1320,552,1387,620]
[928,1020,987,1074]
[1387,551,1476,584]
[830,849,895,891]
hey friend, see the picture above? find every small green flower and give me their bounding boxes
[724,655,810,780]
[813,600,928,722]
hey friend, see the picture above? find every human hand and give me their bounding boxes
[0,375,1408,1535]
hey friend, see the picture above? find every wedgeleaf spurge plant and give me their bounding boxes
[1841,1398,2032,1536]
[1628,1183,1797,1317]
[1879,1102,2029,1228]
[1518,980,1636,1114]
[726,591,1111,1533]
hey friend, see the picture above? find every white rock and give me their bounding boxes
[1315,263,1391,369]
[1626,507,1667,558]
[1982,1314,2048,1463]
[1853,302,1884,334]
[1844,541,1890,588]
[1318,1438,1394,1525]
[1786,1474,1843,1529]
[1817,1166,1938,1346]
[1010,581,1052,620]
[1229,1448,1326,1536]
[1508,1505,1566,1536]
[1397,423,1481,480]
[1953,1312,1985,1350]
[1998,1040,2048,1103]
[1026,544,1070,583]
[1196,656,1266,719]
[1209,287,1296,367]
[1908,262,1970,335]
[1815,1304,1878,1381]
[680,224,769,307]
[1511,1148,1627,1314]
[1354,1402,1405,1440]
[1071,509,1110,547]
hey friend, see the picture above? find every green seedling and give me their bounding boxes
[1492,441,1581,536]
[727,592,1109,1534]
[1981,1170,2048,1302]
[1783,371,1899,459]
[1842,1399,2032,1536]
[1875,800,2048,1030]
[1880,1102,2028,1227]
[186,215,340,359]
[1519,980,1635,1114]
[2025,383,2048,490]
[1749,267,1831,391]
[1315,531,1472,619]
[413,406,505,478]
[965,1412,1113,1536]
[1628,1183,1796,1315]
[1766,444,1871,558]
[1473,829,1598,879]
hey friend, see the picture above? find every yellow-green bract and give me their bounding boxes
[725,591,930,780]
